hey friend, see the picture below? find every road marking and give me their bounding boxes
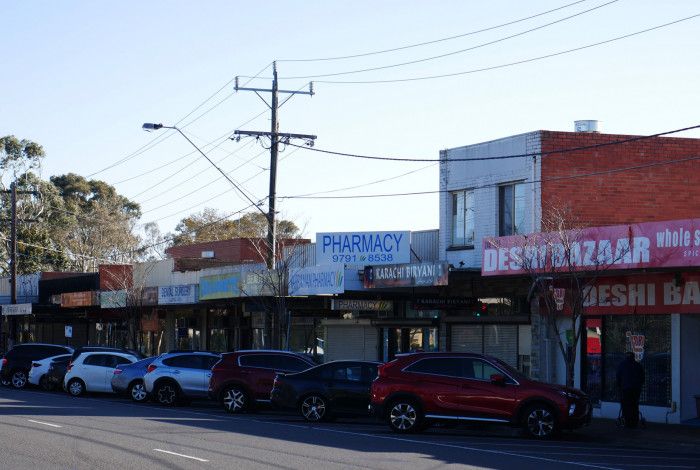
[153,449,209,462]
[27,419,62,428]
[519,453,694,460]
[587,465,696,469]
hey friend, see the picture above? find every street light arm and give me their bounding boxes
[141,123,267,216]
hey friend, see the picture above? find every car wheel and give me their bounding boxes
[67,379,85,397]
[1,377,10,387]
[300,395,329,422]
[11,370,28,389]
[523,404,557,439]
[222,386,247,413]
[388,399,422,434]
[129,381,148,403]
[39,375,54,391]
[155,382,178,406]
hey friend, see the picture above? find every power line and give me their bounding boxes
[86,62,272,177]
[277,0,590,62]
[287,124,700,162]
[279,0,619,80]
[308,13,700,84]
[280,154,700,200]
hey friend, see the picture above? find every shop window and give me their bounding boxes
[451,190,475,247]
[499,182,526,236]
[599,315,672,407]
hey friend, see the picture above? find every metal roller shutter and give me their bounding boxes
[450,325,483,353]
[484,324,518,367]
[325,325,378,362]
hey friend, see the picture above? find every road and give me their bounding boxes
[1,387,698,470]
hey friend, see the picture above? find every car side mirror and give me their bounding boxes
[490,373,506,386]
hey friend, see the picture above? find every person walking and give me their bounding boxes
[616,352,645,428]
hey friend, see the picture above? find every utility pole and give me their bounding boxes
[233,62,316,348]
[2,181,37,349]
[233,62,316,269]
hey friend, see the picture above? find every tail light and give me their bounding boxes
[32,362,41,368]
[113,369,122,375]
[377,363,389,378]
[146,364,157,373]
[1,358,7,367]
[66,361,73,372]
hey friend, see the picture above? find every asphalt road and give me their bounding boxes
[1,387,699,470]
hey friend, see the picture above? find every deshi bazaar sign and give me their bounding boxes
[482,218,700,276]
[317,231,410,265]
[364,262,449,288]
[583,273,700,315]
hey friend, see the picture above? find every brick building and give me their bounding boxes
[440,122,700,424]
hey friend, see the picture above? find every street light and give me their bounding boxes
[140,122,266,217]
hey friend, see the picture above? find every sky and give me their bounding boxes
[2,0,699,242]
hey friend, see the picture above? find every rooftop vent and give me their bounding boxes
[574,120,599,133]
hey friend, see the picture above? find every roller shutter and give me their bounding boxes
[325,325,378,362]
[450,324,518,367]
[450,325,483,353]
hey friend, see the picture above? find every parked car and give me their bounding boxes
[0,343,74,389]
[209,350,316,414]
[45,356,72,391]
[110,356,157,403]
[69,346,143,364]
[64,351,139,396]
[144,351,221,406]
[28,354,72,390]
[370,352,591,438]
[271,360,380,422]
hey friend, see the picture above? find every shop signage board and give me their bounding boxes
[100,290,127,309]
[1,303,32,316]
[200,273,242,300]
[582,272,700,315]
[241,270,277,297]
[61,291,98,308]
[363,262,449,288]
[158,284,198,304]
[288,266,345,296]
[140,286,159,306]
[316,231,411,265]
[412,297,475,310]
[482,217,700,276]
[331,299,393,311]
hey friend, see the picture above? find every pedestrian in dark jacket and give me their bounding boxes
[616,352,645,428]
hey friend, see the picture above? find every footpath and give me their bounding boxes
[574,418,700,452]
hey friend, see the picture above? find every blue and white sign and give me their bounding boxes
[289,266,345,296]
[316,231,411,265]
[158,284,198,305]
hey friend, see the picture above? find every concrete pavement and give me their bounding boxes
[1,386,699,469]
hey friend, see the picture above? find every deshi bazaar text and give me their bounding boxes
[483,236,652,273]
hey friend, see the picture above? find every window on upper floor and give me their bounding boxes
[451,190,474,247]
[499,183,526,236]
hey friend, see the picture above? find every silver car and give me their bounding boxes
[110,356,157,402]
[143,351,220,406]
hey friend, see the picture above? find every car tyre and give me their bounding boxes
[155,382,179,406]
[11,370,28,389]
[300,394,329,422]
[67,378,85,397]
[222,386,248,414]
[522,404,558,439]
[387,399,423,434]
[1,377,10,387]
[129,381,148,403]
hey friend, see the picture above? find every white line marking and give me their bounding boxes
[153,449,209,463]
[587,465,695,469]
[518,453,693,460]
[27,419,62,428]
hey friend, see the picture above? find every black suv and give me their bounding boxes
[1,343,74,389]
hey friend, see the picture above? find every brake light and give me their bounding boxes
[113,369,122,375]
[377,363,388,378]
[32,362,41,368]
[146,364,157,373]
[66,361,73,372]
[1,358,7,367]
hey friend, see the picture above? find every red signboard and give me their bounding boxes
[482,218,700,276]
[61,291,98,308]
[582,273,700,315]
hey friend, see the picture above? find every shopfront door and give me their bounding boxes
[381,327,438,362]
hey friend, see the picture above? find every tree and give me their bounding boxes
[0,136,45,185]
[487,204,630,388]
[171,208,299,245]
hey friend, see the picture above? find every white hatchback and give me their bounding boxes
[28,354,72,389]
[64,351,138,396]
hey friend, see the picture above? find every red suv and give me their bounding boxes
[209,350,315,413]
[370,352,591,438]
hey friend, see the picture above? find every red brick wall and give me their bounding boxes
[540,131,700,227]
